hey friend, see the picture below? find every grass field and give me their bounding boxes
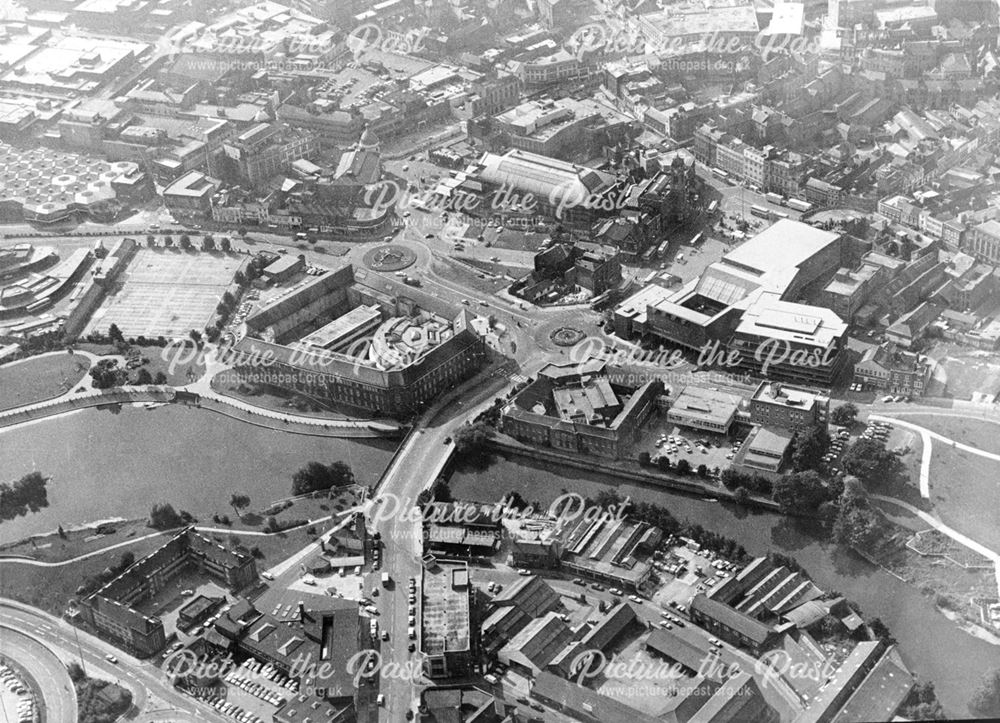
[890,413,1000,455]
[0,353,91,411]
[928,446,1000,552]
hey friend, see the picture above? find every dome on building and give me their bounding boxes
[357,125,380,152]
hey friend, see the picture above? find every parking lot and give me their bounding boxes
[635,423,736,477]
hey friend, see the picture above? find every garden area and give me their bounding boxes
[0,353,90,411]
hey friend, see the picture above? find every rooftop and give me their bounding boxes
[736,295,847,347]
[421,560,471,656]
[668,385,743,428]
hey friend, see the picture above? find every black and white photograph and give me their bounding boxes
[1,0,999,721]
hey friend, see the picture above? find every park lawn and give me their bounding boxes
[432,258,508,295]
[893,413,1000,456]
[0,519,154,563]
[0,534,169,617]
[0,353,91,411]
[928,446,1000,552]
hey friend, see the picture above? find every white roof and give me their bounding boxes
[721,220,840,277]
[737,294,847,347]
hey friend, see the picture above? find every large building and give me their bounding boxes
[730,295,849,386]
[666,385,743,434]
[615,221,846,377]
[222,123,320,188]
[231,263,488,417]
[500,361,662,459]
[749,381,830,432]
[421,559,474,679]
[79,528,257,657]
[459,149,619,227]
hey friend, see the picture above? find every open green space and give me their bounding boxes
[0,518,153,563]
[0,405,395,545]
[0,354,91,412]
[891,413,1000,456]
[929,446,1000,552]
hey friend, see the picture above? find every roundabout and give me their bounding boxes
[549,326,586,347]
[363,244,416,272]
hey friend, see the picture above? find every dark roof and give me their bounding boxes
[531,671,661,723]
[690,594,776,645]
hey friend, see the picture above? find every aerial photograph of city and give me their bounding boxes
[3,0,1000,721]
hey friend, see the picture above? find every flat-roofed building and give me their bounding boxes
[421,560,473,679]
[300,305,383,352]
[749,381,829,432]
[735,425,794,474]
[731,296,848,387]
[163,170,220,217]
[821,264,882,321]
[667,385,743,434]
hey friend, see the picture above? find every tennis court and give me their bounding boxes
[85,249,242,339]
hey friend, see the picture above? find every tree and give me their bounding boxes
[657,456,671,472]
[149,503,184,530]
[696,464,708,478]
[234,269,246,286]
[790,423,830,472]
[146,234,156,247]
[108,323,125,344]
[163,235,173,247]
[222,291,235,307]
[67,662,85,682]
[638,451,651,466]
[58,525,66,539]
[900,681,946,720]
[135,368,153,385]
[203,235,216,251]
[154,371,168,385]
[230,493,251,519]
[772,470,832,514]
[189,329,202,346]
[291,461,354,495]
[720,468,749,490]
[971,669,1000,718]
[220,237,232,253]
[118,551,135,570]
[843,438,900,483]
[179,234,192,250]
[89,359,124,389]
[675,458,691,475]
[453,421,494,466]
[831,402,858,427]
[733,486,750,505]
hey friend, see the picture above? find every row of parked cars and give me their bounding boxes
[238,658,299,694]
[861,421,893,442]
[1,664,35,723]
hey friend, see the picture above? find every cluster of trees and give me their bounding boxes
[971,668,1000,719]
[264,516,307,533]
[789,423,831,472]
[216,290,238,319]
[148,503,193,530]
[453,421,494,467]
[68,663,133,723]
[720,468,773,496]
[842,438,902,483]
[831,477,887,549]
[772,470,843,516]
[898,682,946,720]
[291,461,354,496]
[417,478,453,507]
[637,453,701,477]
[229,493,251,519]
[89,358,128,389]
[830,402,858,427]
[0,471,49,521]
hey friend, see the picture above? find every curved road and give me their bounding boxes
[0,599,227,722]
[0,625,77,723]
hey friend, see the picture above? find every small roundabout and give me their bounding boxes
[363,244,416,272]
[549,326,586,347]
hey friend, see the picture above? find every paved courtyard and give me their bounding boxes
[85,249,242,339]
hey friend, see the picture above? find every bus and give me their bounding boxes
[750,205,770,219]
[765,192,783,205]
[642,246,657,263]
[656,238,670,257]
[689,232,703,246]
[712,168,729,181]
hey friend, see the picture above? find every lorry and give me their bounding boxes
[381,572,391,587]
[787,198,812,213]
[765,192,783,205]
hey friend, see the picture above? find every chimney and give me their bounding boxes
[298,601,307,624]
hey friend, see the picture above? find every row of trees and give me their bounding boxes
[148,503,194,530]
[143,233,232,253]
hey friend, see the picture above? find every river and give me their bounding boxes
[0,405,396,545]
[450,455,1000,718]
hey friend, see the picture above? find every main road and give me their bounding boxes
[0,598,228,722]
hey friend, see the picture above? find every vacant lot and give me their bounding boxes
[0,353,90,411]
[928,446,1000,552]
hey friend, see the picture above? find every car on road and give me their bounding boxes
[381,630,389,641]
[590,582,605,591]
[517,569,530,576]
[484,674,498,685]
[572,578,585,586]
[377,694,386,706]
[408,642,416,652]
[628,594,643,604]
[105,654,118,664]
